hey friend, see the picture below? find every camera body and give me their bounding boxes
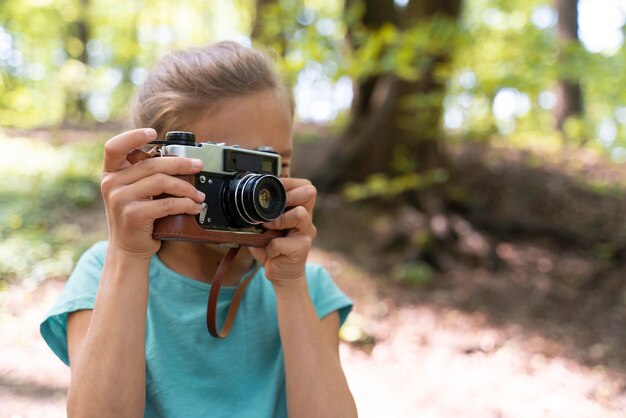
[159,131,287,234]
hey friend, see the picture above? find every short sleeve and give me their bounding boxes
[40,241,108,366]
[305,263,353,326]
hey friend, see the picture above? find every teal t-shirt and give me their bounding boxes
[40,241,352,418]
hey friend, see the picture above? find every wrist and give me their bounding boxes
[105,244,151,271]
[272,275,308,297]
[106,243,154,265]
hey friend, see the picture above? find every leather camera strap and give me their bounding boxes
[206,246,261,338]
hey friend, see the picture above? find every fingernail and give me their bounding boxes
[144,128,157,139]
[196,203,203,212]
[191,159,203,169]
[197,191,206,201]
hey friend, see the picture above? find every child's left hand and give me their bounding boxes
[249,178,317,287]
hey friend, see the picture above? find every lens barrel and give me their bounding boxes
[225,173,286,226]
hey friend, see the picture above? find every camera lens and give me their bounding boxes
[225,174,286,226]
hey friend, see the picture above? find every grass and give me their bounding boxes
[0,132,107,284]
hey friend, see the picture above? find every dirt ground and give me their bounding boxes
[1,245,625,418]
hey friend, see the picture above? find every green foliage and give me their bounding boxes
[1,0,625,154]
[342,16,464,82]
[0,132,106,282]
[1,0,625,159]
[594,243,616,260]
[392,261,435,286]
[253,0,347,86]
[0,0,254,127]
[344,168,449,201]
[449,0,626,151]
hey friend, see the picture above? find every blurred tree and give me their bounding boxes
[0,0,253,127]
[1,0,625,154]
[252,0,275,40]
[554,0,583,134]
[64,0,90,122]
[251,0,302,59]
[316,0,462,197]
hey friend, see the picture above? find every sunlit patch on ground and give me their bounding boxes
[2,248,625,417]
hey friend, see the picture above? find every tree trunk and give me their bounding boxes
[75,0,89,119]
[251,0,273,40]
[251,0,288,55]
[312,0,463,269]
[65,0,90,122]
[554,0,583,132]
[315,0,461,190]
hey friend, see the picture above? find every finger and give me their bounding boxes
[265,236,311,260]
[263,206,315,236]
[103,128,157,172]
[285,184,316,215]
[114,156,203,186]
[124,173,205,203]
[124,197,202,223]
[280,177,312,192]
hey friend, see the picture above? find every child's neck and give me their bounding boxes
[157,241,256,286]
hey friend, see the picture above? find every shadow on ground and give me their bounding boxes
[314,195,626,384]
[0,374,67,399]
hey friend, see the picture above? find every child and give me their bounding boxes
[40,41,357,418]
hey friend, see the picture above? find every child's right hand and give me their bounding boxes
[100,128,205,261]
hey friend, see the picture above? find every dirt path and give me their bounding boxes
[1,248,625,417]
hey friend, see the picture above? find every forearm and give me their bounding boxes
[67,249,150,418]
[274,279,357,418]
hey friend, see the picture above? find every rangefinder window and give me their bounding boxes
[224,149,277,175]
[262,159,274,173]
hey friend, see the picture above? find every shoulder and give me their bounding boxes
[303,262,353,325]
[58,241,110,298]
[304,262,329,280]
[303,263,333,297]
[80,240,109,264]
[70,241,109,276]
[303,262,339,296]
[39,241,109,366]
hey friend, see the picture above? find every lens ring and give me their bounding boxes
[229,173,286,226]
[234,173,262,225]
[251,175,286,222]
[240,174,263,224]
[233,173,259,225]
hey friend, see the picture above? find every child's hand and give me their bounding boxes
[249,178,317,287]
[101,128,205,260]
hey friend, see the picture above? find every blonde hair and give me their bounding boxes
[132,41,294,135]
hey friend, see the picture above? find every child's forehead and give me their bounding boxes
[186,92,293,154]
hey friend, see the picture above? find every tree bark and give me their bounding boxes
[64,0,90,122]
[554,0,583,132]
[251,0,273,40]
[251,0,288,55]
[310,0,463,269]
[75,0,89,119]
[314,0,462,190]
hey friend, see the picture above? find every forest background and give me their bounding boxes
[2,0,626,416]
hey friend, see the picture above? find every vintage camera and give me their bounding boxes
[158,131,286,233]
